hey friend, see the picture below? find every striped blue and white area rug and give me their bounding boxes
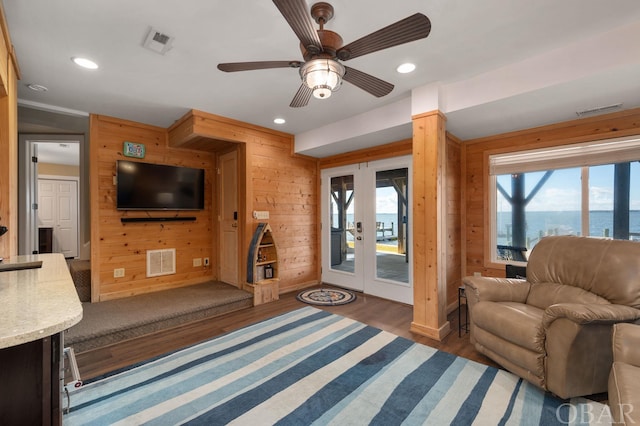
[65,307,611,425]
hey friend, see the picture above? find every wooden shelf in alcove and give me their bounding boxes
[247,223,279,305]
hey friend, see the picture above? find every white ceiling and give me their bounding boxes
[4,0,640,158]
[35,141,79,166]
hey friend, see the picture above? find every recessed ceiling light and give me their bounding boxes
[273,118,286,124]
[26,83,48,92]
[71,57,99,70]
[396,63,416,74]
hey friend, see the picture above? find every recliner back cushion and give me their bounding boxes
[527,236,640,309]
[526,282,610,310]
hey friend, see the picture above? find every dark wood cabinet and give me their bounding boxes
[0,333,62,425]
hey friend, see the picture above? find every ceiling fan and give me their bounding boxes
[217,0,431,107]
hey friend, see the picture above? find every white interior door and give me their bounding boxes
[321,156,412,304]
[219,150,239,286]
[38,178,79,258]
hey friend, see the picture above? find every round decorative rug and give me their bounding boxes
[296,288,356,306]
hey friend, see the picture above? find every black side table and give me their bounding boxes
[458,286,469,337]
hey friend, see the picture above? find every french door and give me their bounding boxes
[321,156,412,304]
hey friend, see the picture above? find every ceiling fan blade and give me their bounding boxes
[343,66,394,98]
[337,13,431,61]
[290,84,312,108]
[273,0,323,54]
[217,61,302,72]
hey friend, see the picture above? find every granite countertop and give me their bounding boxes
[0,253,83,349]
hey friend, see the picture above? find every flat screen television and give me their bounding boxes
[116,160,205,210]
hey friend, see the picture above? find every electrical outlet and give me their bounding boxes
[474,272,482,277]
[203,257,209,266]
[193,258,202,267]
[114,268,125,278]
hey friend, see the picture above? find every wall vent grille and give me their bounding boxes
[147,248,176,277]
[142,27,174,55]
[576,103,623,117]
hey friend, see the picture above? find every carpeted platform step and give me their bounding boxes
[65,281,253,353]
[68,259,91,302]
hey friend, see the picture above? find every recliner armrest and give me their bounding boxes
[462,276,530,304]
[542,303,640,329]
[612,322,640,367]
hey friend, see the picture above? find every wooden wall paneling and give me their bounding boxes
[0,2,9,96]
[248,135,319,294]
[237,142,249,286]
[445,133,462,310]
[240,140,255,288]
[410,110,451,341]
[168,109,320,296]
[314,161,322,281]
[210,149,220,281]
[89,115,101,301]
[90,114,216,301]
[462,107,640,279]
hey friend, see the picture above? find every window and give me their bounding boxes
[490,136,640,264]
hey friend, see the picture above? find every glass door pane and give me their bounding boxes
[374,168,409,283]
[329,175,355,273]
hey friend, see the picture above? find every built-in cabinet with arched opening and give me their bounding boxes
[247,223,279,305]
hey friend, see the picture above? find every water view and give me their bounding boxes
[496,210,640,248]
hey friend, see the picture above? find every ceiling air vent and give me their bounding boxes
[142,27,174,55]
[576,103,623,118]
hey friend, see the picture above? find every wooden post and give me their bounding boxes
[410,110,451,340]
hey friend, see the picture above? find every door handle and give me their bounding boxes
[356,221,362,233]
[356,236,362,240]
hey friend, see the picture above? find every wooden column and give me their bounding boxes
[411,110,450,340]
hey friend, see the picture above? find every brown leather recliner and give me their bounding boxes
[463,235,640,399]
[609,323,640,425]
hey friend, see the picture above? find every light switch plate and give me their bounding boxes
[253,210,269,220]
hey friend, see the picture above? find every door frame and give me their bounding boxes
[321,163,365,291]
[18,135,83,256]
[321,155,413,304]
[218,149,240,287]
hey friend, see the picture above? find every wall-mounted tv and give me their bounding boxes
[116,160,205,210]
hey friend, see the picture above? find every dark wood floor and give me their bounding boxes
[75,289,499,382]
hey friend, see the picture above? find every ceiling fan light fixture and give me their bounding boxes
[300,58,345,100]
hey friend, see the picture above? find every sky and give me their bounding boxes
[362,162,640,215]
[497,163,640,212]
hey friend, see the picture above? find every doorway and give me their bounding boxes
[38,177,79,258]
[218,149,239,287]
[18,135,82,257]
[321,156,412,304]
